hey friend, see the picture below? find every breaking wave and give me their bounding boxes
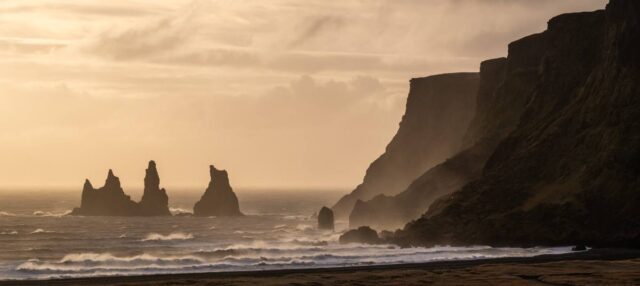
[33,210,71,217]
[30,229,55,234]
[0,230,18,235]
[141,232,194,241]
[0,211,17,217]
[169,207,192,215]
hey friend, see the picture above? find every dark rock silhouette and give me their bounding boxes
[396,0,640,248]
[71,169,138,216]
[193,165,243,217]
[332,73,480,218]
[138,161,171,216]
[317,206,334,230]
[349,35,545,230]
[572,245,587,252]
[339,226,381,244]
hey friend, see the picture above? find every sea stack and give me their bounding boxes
[317,206,334,230]
[193,165,243,216]
[70,169,138,216]
[138,161,171,216]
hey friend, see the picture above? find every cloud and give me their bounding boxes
[0,0,609,189]
[0,2,159,17]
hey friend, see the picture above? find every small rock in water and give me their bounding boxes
[572,245,587,251]
[339,226,381,244]
[317,206,334,230]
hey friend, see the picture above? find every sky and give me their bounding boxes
[0,0,607,191]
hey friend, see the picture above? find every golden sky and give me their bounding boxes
[0,0,607,190]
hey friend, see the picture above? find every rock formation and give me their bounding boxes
[193,165,243,216]
[332,73,480,218]
[317,206,334,230]
[71,169,138,216]
[396,0,640,248]
[349,34,545,230]
[339,226,381,244]
[138,161,171,216]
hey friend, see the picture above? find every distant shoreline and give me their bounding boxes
[4,248,640,286]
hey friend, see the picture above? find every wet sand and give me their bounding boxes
[4,249,640,286]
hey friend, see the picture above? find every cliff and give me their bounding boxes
[396,0,640,247]
[70,170,138,216]
[138,161,171,216]
[349,32,547,230]
[193,165,243,216]
[332,73,480,218]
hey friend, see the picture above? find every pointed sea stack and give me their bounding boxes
[193,165,243,216]
[138,161,171,216]
[71,169,138,216]
[317,206,334,230]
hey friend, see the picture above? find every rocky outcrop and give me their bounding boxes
[332,73,480,218]
[339,226,381,244]
[193,165,243,217]
[396,0,640,248]
[318,206,334,230]
[71,170,138,216]
[138,161,171,216]
[349,33,546,230]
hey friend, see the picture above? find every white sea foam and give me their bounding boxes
[0,230,18,235]
[141,232,194,241]
[169,207,191,215]
[0,211,17,217]
[30,229,55,234]
[32,210,72,217]
[295,224,313,231]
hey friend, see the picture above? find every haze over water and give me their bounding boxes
[0,190,571,281]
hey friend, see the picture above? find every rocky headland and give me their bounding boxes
[332,73,480,218]
[393,0,640,248]
[349,34,546,230]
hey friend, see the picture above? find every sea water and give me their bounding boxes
[0,189,572,281]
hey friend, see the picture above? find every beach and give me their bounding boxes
[4,249,640,286]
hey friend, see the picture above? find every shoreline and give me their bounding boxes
[4,248,640,285]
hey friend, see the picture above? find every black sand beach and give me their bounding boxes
[4,249,640,286]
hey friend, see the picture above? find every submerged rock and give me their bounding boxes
[317,206,334,230]
[339,226,381,244]
[138,161,171,216]
[70,169,138,216]
[193,165,243,217]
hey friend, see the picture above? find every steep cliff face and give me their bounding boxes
[71,170,138,216]
[397,0,640,247]
[138,161,171,216]
[350,40,543,230]
[332,73,480,218]
[193,165,243,217]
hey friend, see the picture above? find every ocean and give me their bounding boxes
[0,189,572,281]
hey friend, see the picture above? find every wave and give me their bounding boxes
[33,210,71,217]
[141,232,194,241]
[295,224,313,231]
[30,229,55,234]
[169,207,192,215]
[17,253,207,274]
[0,230,18,235]
[0,211,17,217]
